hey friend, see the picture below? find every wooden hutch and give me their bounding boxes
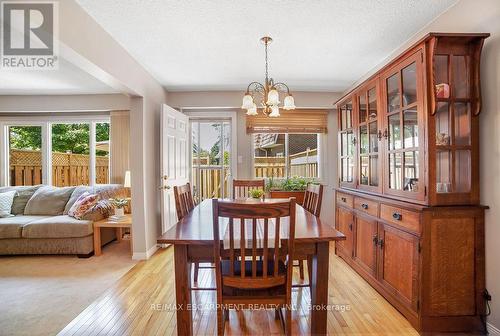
[334,33,489,333]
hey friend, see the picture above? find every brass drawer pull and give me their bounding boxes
[392,212,403,221]
[361,203,369,209]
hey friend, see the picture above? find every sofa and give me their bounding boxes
[0,184,127,257]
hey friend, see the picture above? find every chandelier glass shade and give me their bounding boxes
[242,36,296,117]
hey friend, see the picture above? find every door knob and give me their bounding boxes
[163,175,168,180]
[158,185,170,190]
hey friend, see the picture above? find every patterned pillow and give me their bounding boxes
[0,190,17,218]
[68,192,99,220]
[81,199,115,221]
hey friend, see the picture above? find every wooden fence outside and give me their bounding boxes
[193,149,318,200]
[254,148,318,178]
[9,149,109,187]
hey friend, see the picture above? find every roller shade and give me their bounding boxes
[246,109,328,134]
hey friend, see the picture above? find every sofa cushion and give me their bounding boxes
[21,215,93,238]
[24,186,75,216]
[64,186,92,214]
[0,215,47,238]
[0,186,42,215]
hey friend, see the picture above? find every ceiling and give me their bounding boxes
[76,0,458,92]
[0,58,118,95]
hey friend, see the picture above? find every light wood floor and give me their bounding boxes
[58,243,419,335]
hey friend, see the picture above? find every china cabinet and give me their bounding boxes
[335,33,489,333]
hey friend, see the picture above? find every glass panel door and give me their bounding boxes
[191,120,231,201]
[383,52,424,199]
[339,100,356,187]
[357,84,380,191]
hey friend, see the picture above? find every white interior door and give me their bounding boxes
[160,104,189,234]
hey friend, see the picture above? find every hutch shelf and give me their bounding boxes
[335,33,489,333]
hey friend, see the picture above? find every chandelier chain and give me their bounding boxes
[265,39,269,84]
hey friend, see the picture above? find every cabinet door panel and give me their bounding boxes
[378,223,419,311]
[336,207,354,256]
[353,215,378,277]
[382,51,426,202]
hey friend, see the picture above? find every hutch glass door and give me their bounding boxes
[339,100,356,188]
[357,82,381,192]
[383,51,425,200]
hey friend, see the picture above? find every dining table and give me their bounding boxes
[157,198,346,335]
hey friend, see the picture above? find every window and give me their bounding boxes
[1,119,110,187]
[95,122,110,184]
[8,126,43,186]
[51,123,90,186]
[253,133,320,179]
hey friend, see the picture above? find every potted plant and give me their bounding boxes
[266,177,315,204]
[109,197,130,218]
[249,188,265,200]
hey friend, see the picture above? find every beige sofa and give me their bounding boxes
[0,184,126,257]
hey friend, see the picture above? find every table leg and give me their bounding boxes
[310,241,329,335]
[174,245,193,335]
[116,228,122,242]
[94,227,102,256]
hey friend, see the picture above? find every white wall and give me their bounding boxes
[340,0,500,330]
[0,94,129,112]
[168,91,342,224]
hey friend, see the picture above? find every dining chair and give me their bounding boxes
[295,183,323,285]
[212,198,296,336]
[174,183,211,284]
[232,179,265,199]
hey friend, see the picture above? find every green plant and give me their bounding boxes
[266,177,317,192]
[109,197,130,209]
[249,189,264,199]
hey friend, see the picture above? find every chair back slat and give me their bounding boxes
[212,198,296,290]
[232,179,265,199]
[174,183,195,220]
[274,217,280,276]
[302,183,324,217]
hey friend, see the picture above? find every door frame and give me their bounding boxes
[182,110,238,197]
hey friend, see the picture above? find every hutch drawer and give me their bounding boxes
[380,204,421,235]
[337,192,353,208]
[354,197,379,217]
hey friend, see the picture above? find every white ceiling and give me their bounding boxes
[76,0,458,92]
[0,58,118,95]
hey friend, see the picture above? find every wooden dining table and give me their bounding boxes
[157,198,345,335]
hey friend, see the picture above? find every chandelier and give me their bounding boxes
[241,36,296,117]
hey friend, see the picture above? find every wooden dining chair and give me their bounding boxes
[232,179,265,199]
[174,183,210,284]
[212,198,296,336]
[296,183,323,285]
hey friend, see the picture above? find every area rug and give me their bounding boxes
[0,240,138,336]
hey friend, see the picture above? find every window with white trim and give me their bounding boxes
[253,133,320,179]
[1,118,110,187]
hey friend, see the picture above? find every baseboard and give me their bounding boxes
[132,244,159,260]
[488,322,500,336]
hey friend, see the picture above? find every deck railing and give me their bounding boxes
[192,149,318,200]
[9,149,109,186]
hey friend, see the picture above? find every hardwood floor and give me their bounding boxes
[58,243,418,335]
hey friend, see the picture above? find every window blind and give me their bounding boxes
[246,109,328,134]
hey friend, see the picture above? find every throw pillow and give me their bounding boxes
[0,190,17,218]
[68,192,99,220]
[24,186,75,216]
[81,199,115,221]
